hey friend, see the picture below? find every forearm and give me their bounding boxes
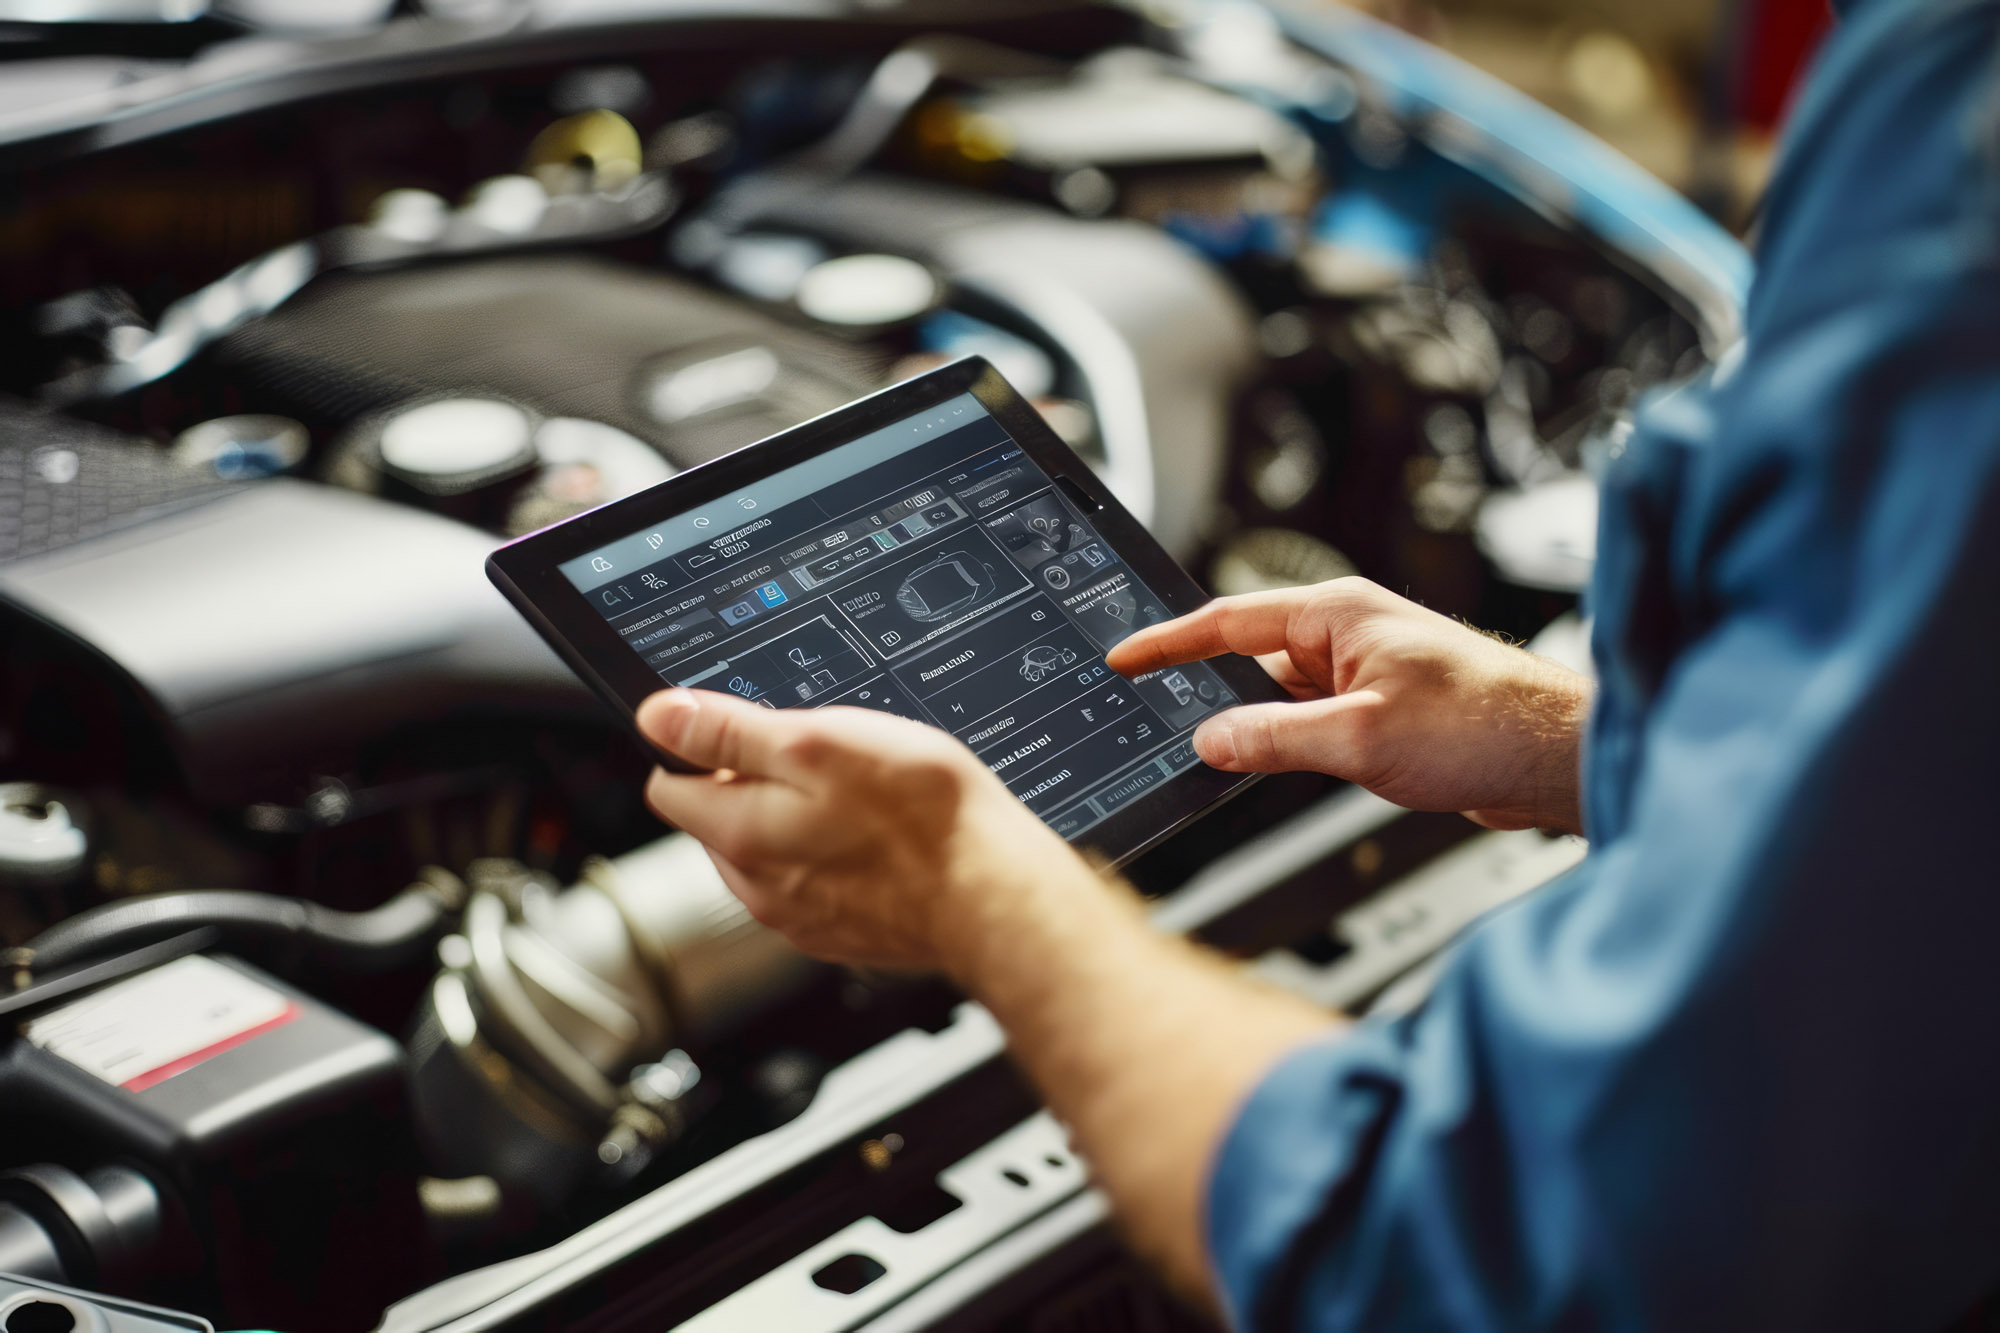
[938,843,1341,1301]
[639,686,1345,1296]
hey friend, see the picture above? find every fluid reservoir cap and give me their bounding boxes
[0,785,87,882]
[527,110,643,194]
[533,418,675,500]
[795,254,938,327]
[368,188,450,244]
[172,414,309,479]
[380,399,537,482]
[462,175,549,235]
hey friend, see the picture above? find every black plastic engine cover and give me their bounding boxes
[208,255,890,469]
[0,451,592,803]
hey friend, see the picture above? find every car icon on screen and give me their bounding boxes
[895,550,996,623]
[1019,644,1081,683]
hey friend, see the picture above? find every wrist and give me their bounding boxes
[932,806,1138,992]
[1519,667,1591,835]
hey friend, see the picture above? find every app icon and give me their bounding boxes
[1019,644,1080,683]
[895,551,997,623]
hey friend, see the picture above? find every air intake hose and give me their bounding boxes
[23,873,461,977]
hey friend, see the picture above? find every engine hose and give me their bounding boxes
[23,873,461,977]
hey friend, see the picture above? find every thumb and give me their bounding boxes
[636,687,794,778]
[1193,691,1385,776]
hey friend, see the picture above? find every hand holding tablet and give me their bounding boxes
[488,357,1286,866]
[632,685,1090,971]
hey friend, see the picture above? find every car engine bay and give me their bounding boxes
[0,2,1746,1328]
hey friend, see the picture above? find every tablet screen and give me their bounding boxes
[557,391,1238,840]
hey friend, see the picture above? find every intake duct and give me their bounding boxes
[407,832,817,1203]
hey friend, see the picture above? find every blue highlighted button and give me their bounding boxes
[756,581,788,607]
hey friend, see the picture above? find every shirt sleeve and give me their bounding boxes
[1205,3,2000,1328]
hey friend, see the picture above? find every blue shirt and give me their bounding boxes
[1205,1,2000,1327]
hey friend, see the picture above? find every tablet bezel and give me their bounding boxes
[488,356,1286,868]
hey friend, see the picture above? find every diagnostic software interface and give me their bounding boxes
[561,393,1236,839]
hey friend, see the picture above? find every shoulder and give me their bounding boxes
[1748,0,2000,338]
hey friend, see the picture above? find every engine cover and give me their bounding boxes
[0,449,589,803]
[209,256,891,471]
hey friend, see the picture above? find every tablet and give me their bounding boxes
[487,356,1285,867]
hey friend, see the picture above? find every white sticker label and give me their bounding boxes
[22,954,299,1092]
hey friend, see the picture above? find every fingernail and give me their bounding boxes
[1194,720,1236,767]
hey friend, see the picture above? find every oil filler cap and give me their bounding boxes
[0,786,87,884]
